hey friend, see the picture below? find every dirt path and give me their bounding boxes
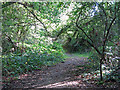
[5,54,95,88]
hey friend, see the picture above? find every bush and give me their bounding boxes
[2,41,65,77]
[88,50,100,70]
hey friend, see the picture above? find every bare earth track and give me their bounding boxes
[3,54,113,89]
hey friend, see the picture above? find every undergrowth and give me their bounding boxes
[2,41,65,78]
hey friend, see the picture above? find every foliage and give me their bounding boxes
[2,41,65,77]
[1,2,120,86]
[64,52,91,59]
[2,2,67,77]
[88,53,100,69]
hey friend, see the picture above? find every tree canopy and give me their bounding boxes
[1,2,120,87]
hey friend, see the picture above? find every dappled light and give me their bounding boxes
[39,80,86,88]
[1,1,120,89]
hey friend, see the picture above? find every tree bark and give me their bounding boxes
[5,34,17,52]
[100,58,103,81]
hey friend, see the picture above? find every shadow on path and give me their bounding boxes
[4,54,97,88]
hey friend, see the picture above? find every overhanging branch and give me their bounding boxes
[84,39,102,56]
[18,3,50,36]
[75,5,102,56]
[97,3,108,37]
[2,2,50,36]
[2,2,16,8]
[2,2,33,9]
[76,9,93,43]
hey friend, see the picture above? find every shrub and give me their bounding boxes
[2,41,65,77]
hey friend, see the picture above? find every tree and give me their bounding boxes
[2,2,119,81]
[75,2,119,81]
[2,2,69,53]
[54,2,119,81]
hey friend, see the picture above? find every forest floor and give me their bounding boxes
[3,53,119,89]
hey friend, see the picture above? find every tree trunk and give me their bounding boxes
[100,58,103,81]
[6,34,17,52]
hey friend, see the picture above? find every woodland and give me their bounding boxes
[1,2,120,89]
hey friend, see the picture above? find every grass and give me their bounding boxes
[64,52,92,59]
[72,52,91,58]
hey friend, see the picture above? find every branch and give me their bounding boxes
[102,15,116,57]
[2,2,50,36]
[54,25,71,41]
[104,2,119,41]
[76,9,93,43]
[17,2,34,8]
[5,34,17,51]
[2,2,16,8]
[75,5,103,56]
[21,3,50,36]
[97,3,118,58]
[84,39,102,56]
[105,17,116,41]
[1,2,33,9]
[97,3,108,36]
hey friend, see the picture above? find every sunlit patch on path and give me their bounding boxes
[38,80,86,88]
